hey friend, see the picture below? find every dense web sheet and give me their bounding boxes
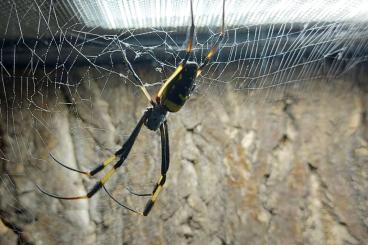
[1,0,367,93]
[0,0,368,243]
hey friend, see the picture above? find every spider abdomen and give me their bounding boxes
[158,62,198,112]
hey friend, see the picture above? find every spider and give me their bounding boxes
[37,0,225,216]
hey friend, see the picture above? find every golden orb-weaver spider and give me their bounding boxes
[37,0,225,216]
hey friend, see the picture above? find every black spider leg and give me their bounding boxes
[36,110,151,204]
[49,151,118,178]
[108,121,169,216]
[47,108,155,178]
[142,121,170,216]
[182,0,195,65]
[49,152,91,176]
[102,185,142,215]
[126,120,169,197]
[197,0,225,75]
[125,187,151,197]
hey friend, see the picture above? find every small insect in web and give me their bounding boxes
[36,0,226,216]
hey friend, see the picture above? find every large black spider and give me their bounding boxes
[37,0,225,216]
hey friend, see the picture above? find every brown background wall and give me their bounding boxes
[0,63,367,244]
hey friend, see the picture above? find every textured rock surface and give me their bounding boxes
[0,64,367,244]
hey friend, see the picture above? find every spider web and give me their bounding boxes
[0,0,367,244]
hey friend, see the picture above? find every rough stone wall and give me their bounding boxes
[0,65,367,245]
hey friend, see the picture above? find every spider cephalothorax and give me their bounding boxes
[37,0,225,216]
[145,105,167,131]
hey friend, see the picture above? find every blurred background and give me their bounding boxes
[0,0,367,244]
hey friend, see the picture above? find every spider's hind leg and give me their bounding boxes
[115,121,170,215]
[126,187,151,197]
[141,121,170,216]
[37,157,127,201]
[37,110,151,215]
[48,108,153,177]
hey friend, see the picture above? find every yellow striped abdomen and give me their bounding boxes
[157,62,198,112]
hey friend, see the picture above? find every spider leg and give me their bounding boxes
[36,157,128,200]
[48,109,152,178]
[121,48,155,105]
[157,0,195,100]
[182,0,195,65]
[36,110,150,202]
[197,0,225,76]
[102,185,142,215]
[126,120,169,198]
[89,120,169,216]
[49,153,117,177]
[141,121,170,216]
[125,187,151,197]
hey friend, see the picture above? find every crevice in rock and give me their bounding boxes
[0,212,33,245]
[260,168,275,243]
[282,96,299,140]
[184,122,201,133]
[183,121,211,145]
[216,235,229,245]
[184,157,198,165]
[307,161,361,244]
[282,97,297,123]
[307,162,318,172]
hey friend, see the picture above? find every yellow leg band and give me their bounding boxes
[103,155,117,166]
[101,168,115,184]
[152,186,162,202]
[140,85,152,102]
[158,176,164,183]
